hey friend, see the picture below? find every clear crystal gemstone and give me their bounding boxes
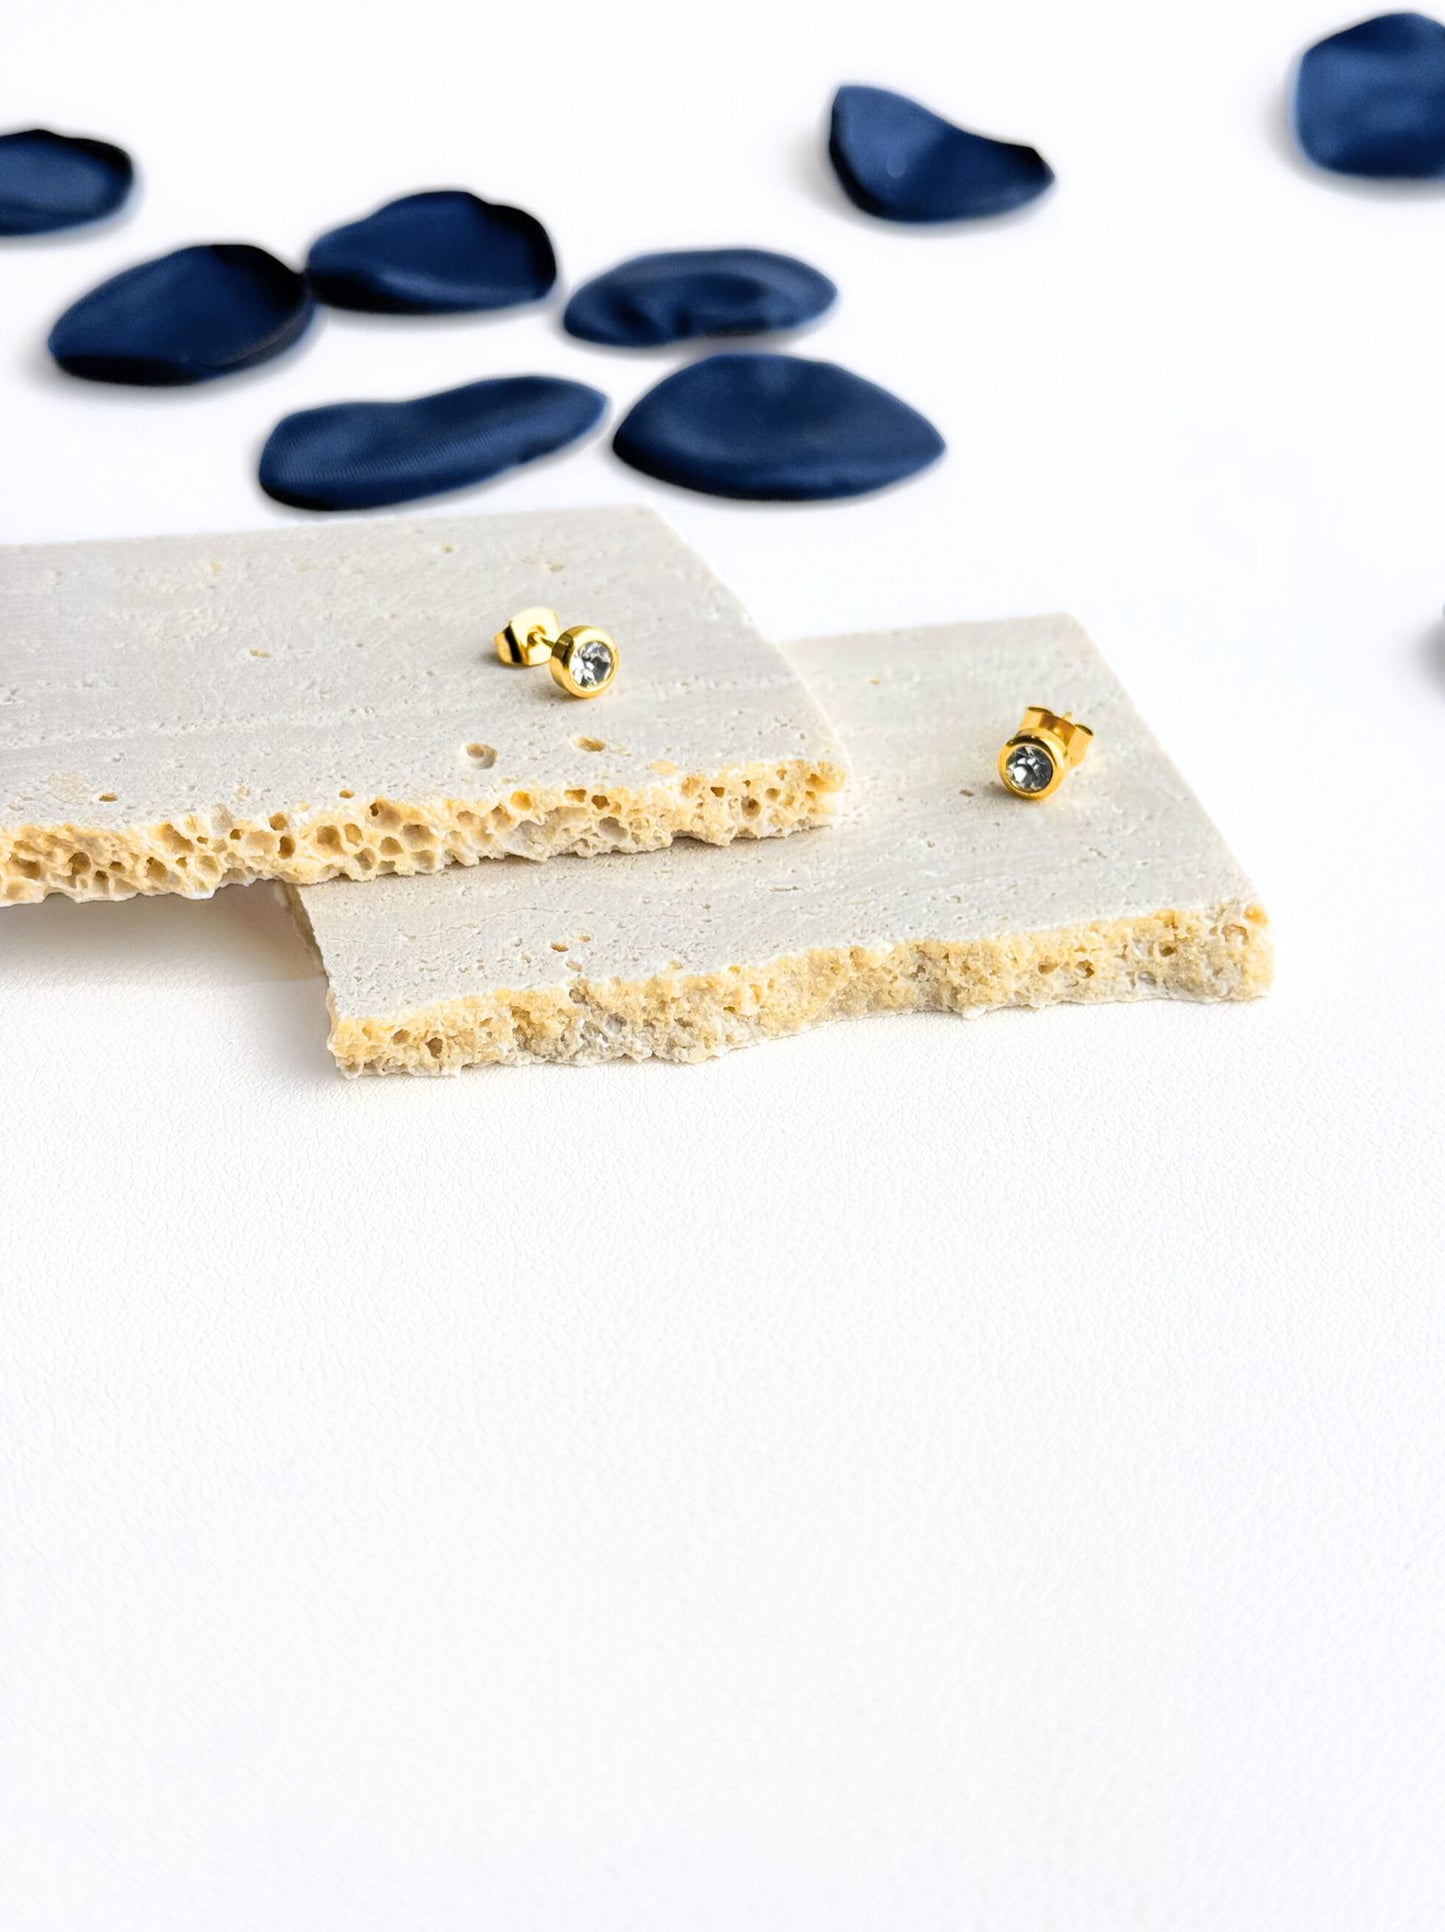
[1005,741,1055,794]
[571,637,614,689]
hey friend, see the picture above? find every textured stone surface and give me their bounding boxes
[613,352,944,500]
[0,127,134,235]
[563,248,836,346]
[259,377,607,511]
[305,190,556,313]
[829,84,1054,221]
[294,616,1271,1076]
[48,244,313,384]
[0,507,844,905]
[1294,12,1445,177]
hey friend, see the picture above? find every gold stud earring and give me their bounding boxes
[999,707,1093,799]
[493,607,619,699]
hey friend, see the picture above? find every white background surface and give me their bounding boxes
[4,0,1443,1925]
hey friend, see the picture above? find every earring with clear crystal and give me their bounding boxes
[999,707,1093,799]
[494,608,619,699]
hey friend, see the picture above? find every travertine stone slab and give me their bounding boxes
[0,506,844,905]
[294,617,1271,1074]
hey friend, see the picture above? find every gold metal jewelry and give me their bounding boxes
[493,608,619,699]
[998,706,1093,799]
[494,606,559,668]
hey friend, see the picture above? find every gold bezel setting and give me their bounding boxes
[1000,733,1063,799]
[493,610,620,699]
[998,707,1093,800]
[549,624,619,700]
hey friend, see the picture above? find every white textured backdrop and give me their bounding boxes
[3,0,1442,1924]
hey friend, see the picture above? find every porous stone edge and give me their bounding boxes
[0,760,844,906]
[304,900,1273,1077]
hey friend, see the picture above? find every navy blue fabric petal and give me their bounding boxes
[306,190,557,313]
[828,84,1053,221]
[563,248,836,347]
[0,127,134,236]
[1294,12,1445,176]
[612,352,943,501]
[258,375,606,511]
[49,244,313,384]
